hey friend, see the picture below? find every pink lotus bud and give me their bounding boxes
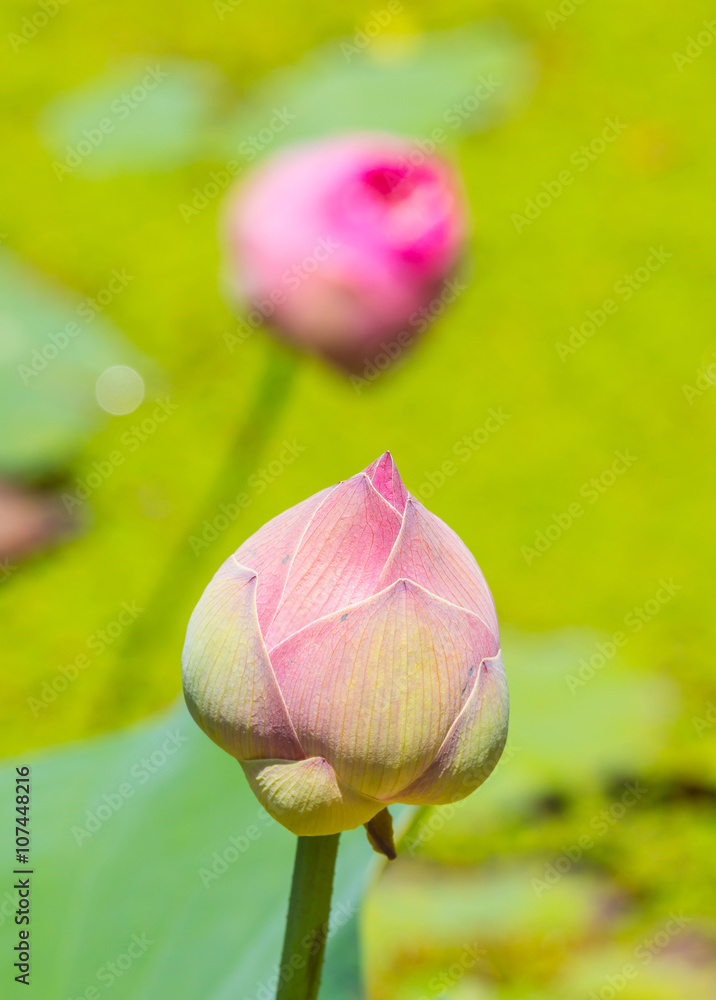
[183,454,507,836]
[224,134,466,373]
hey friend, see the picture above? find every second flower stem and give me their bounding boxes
[276,834,341,1000]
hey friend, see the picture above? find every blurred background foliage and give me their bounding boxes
[1,0,715,996]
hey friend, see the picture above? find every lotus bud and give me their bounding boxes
[224,134,466,373]
[182,453,508,840]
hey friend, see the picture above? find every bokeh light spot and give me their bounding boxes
[95,365,145,415]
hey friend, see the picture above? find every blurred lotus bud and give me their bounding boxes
[183,453,507,837]
[0,482,74,566]
[224,133,466,373]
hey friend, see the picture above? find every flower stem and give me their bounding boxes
[94,340,300,723]
[276,834,341,1000]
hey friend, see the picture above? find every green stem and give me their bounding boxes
[276,834,341,1000]
[94,341,300,722]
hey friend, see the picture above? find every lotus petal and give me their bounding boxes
[378,497,498,635]
[363,451,408,513]
[265,473,402,648]
[271,580,497,800]
[182,561,303,762]
[393,652,508,804]
[240,757,381,836]
[233,486,335,632]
